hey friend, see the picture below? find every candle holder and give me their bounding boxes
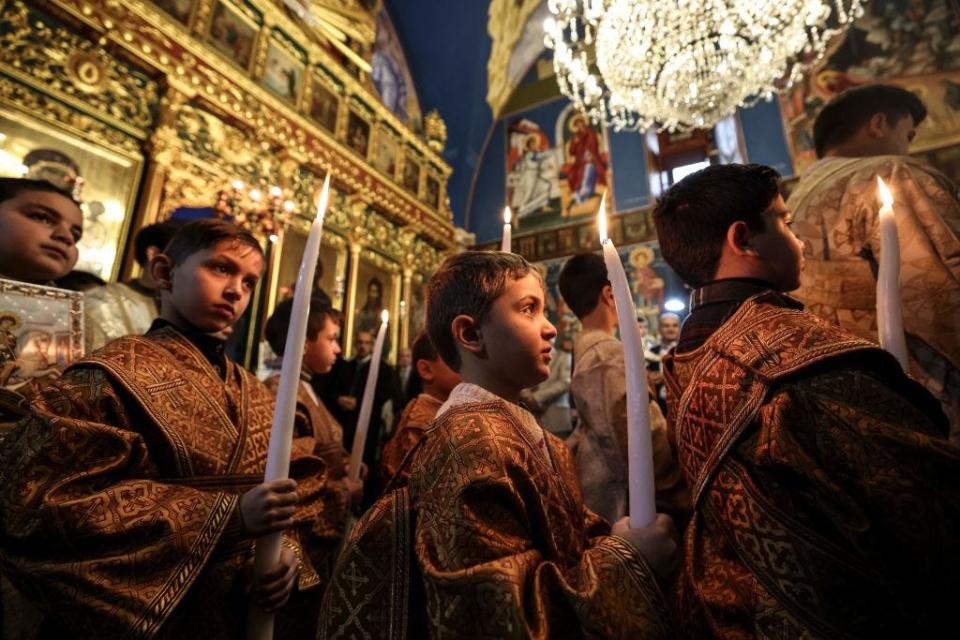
[215,180,297,238]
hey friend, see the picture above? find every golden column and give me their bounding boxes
[343,242,362,359]
[397,227,418,349]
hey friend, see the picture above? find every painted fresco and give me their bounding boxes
[371,8,422,129]
[535,242,686,344]
[506,100,611,233]
[780,0,960,176]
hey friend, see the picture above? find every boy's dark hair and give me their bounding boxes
[265,293,341,357]
[404,331,438,399]
[814,84,927,157]
[426,251,535,371]
[558,252,609,319]
[163,218,263,266]
[134,220,185,267]
[653,163,781,288]
[0,177,77,205]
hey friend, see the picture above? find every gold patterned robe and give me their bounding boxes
[788,155,960,439]
[319,383,672,639]
[663,293,960,638]
[379,392,443,484]
[0,327,335,639]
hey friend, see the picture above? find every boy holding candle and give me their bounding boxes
[0,220,332,639]
[558,252,688,525]
[787,84,960,441]
[379,331,460,484]
[320,251,679,638]
[655,163,960,637]
[264,296,363,577]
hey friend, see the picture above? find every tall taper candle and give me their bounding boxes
[500,206,512,253]
[348,309,389,482]
[597,194,656,528]
[248,174,329,640]
[876,176,909,371]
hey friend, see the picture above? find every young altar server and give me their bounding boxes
[656,163,960,637]
[379,331,460,484]
[264,295,363,580]
[320,251,679,639]
[0,177,82,285]
[0,219,335,639]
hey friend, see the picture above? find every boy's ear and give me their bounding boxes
[151,254,175,290]
[726,221,759,258]
[451,314,484,357]
[865,111,887,138]
[601,283,615,307]
[415,358,434,382]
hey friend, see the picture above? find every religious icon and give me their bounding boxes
[207,1,257,69]
[402,156,420,194]
[507,119,560,219]
[559,112,609,217]
[309,76,340,132]
[346,111,371,157]
[629,245,665,312]
[152,0,194,24]
[355,273,390,335]
[373,130,397,177]
[262,39,304,102]
[0,279,83,391]
[425,174,440,208]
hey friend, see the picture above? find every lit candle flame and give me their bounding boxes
[503,206,512,225]
[381,309,390,324]
[877,176,894,208]
[597,192,608,243]
[315,174,330,221]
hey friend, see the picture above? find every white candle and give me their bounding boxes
[500,206,512,253]
[248,174,329,640]
[876,176,908,371]
[348,310,389,482]
[597,194,656,528]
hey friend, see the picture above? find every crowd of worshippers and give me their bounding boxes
[0,83,955,639]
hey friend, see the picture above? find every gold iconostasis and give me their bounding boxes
[0,0,459,366]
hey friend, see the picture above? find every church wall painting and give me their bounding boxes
[0,279,83,391]
[535,241,686,344]
[308,73,340,133]
[505,98,612,235]
[371,7,422,130]
[152,0,195,25]
[261,34,304,103]
[372,128,398,178]
[207,0,259,71]
[779,0,960,177]
[347,110,371,158]
[0,108,142,281]
[402,153,421,195]
[353,260,394,339]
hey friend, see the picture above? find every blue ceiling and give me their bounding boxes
[383,0,493,229]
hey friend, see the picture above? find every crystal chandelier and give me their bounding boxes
[215,181,297,243]
[544,0,864,132]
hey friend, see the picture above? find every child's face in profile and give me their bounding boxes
[304,316,341,375]
[751,194,805,292]
[420,355,460,399]
[0,189,82,283]
[164,239,263,333]
[479,273,557,392]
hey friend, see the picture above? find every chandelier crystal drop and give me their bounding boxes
[544,0,864,132]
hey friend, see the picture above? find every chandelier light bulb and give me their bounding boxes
[545,0,864,132]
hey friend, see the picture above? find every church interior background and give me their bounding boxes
[1,0,957,367]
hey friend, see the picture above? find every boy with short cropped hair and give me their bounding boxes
[655,163,959,637]
[379,331,460,483]
[559,252,688,525]
[0,178,82,284]
[321,251,678,638]
[0,219,332,639]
